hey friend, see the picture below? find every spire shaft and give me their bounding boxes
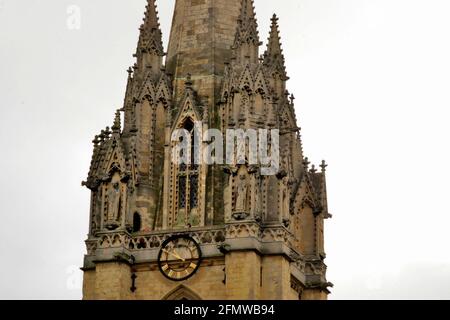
[263,14,287,79]
[166,0,242,103]
[136,0,164,72]
[233,0,261,64]
[266,14,283,56]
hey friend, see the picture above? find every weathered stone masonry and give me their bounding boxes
[82,0,332,300]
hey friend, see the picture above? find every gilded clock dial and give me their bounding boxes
[158,235,202,281]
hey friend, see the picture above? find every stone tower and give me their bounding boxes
[82,0,332,300]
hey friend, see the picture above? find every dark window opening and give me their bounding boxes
[190,174,199,208]
[179,176,187,208]
[177,117,200,213]
[133,212,141,233]
[183,118,194,132]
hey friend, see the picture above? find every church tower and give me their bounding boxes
[82,0,332,300]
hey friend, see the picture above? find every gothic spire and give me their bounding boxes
[320,160,328,173]
[263,14,287,80]
[266,15,282,55]
[143,0,160,30]
[232,0,261,64]
[136,0,164,71]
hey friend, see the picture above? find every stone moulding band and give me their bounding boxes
[85,223,297,257]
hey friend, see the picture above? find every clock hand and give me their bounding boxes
[172,249,186,262]
[162,249,185,262]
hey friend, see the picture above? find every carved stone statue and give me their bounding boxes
[235,174,248,212]
[107,182,121,222]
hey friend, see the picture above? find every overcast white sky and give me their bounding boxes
[1,0,450,300]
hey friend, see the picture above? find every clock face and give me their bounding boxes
[157,235,202,281]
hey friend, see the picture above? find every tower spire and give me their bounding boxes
[263,14,287,80]
[266,14,283,59]
[83,0,331,300]
[136,0,164,72]
[165,0,242,102]
[233,0,261,64]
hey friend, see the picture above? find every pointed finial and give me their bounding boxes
[143,0,160,29]
[310,165,317,174]
[92,135,100,146]
[137,0,164,57]
[233,0,260,52]
[303,157,310,169]
[320,160,328,173]
[104,126,111,138]
[127,67,133,76]
[263,13,287,78]
[290,94,295,104]
[112,110,122,133]
[267,14,282,54]
[239,0,256,20]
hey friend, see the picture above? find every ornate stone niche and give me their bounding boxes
[101,164,129,231]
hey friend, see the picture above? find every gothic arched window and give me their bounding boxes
[177,118,199,211]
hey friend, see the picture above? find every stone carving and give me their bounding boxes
[90,191,101,234]
[84,1,329,243]
[235,175,248,211]
[85,240,98,255]
[294,259,327,277]
[261,226,293,244]
[291,276,303,295]
[90,227,228,253]
[232,166,251,220]
[103,176,123,231]
[88,224,295,253]
[226,223,260,239]
[107,183,121,221]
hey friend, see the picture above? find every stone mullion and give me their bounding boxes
[185,168,190,226]
[250,174,256,220]
[169,161,176,228]
[149,104,156,186]
[100,185,107,229]
[162,119,172,230]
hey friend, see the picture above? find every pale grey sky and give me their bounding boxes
[1,0,450,300]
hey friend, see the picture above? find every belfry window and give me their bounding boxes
[177,118,199,211]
